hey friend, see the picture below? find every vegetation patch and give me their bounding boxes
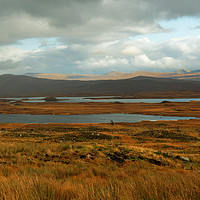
[2,132,49,138]
[55,132,120,142]
[133,130,199,141]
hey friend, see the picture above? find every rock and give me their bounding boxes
[44,97,58,102]
[176,155,190,162]
[147,158,163,166]
[180,156,190,162]
[161,100,171,103]
[86,154,95,160]
[44,153,50,158]
[0,99,10,102]
[110,120,115,125]
[107,152,127,163]
[114,101,123,104]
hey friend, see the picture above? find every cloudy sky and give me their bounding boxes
[1,0,200,75]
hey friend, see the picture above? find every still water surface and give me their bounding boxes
[3,96,200,103]
[0,113,197,124]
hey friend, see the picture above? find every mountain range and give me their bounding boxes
[0,73,200,97]
[25,69,200,81]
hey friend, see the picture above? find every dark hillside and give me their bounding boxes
[0,74,200,97]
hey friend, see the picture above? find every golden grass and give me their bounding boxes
[0,101,200,117]
[0,120,199,199]
[0,162,199,200]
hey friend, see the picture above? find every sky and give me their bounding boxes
[1,0,200,75]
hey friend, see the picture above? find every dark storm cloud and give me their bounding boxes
[1,0,200,44]
[0,60,20,70]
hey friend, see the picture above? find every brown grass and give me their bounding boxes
[0,164,199,200]
[0,120,199,199]
[0,101,200,117]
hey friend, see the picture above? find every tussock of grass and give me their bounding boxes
[0,163,199,200]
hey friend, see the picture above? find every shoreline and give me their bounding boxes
[1,90,200,99]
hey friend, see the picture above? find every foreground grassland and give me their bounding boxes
[0,120,199,199]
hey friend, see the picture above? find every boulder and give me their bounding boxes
[44,97,58,102]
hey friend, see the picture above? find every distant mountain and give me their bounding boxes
[25,69,200,81]
[25,73,40,76]
[191,69,200,73]
[1,74,200,97]
[175,69,191,74]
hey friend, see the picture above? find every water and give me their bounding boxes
[0,113,197,124]
[2,96,200,103]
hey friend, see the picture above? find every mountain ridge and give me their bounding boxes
[1,74,200,97]
[24,69,200,81]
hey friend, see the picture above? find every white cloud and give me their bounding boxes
[55,45,68,50]
[133,55,154,67]
[121,46,142,56]
[77,56,129,69]
[2,35,200,74]
[0,46,29,62]
[72,35,200,73]
[131,55,181,69]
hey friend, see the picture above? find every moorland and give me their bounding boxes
[0,100,199,199]
[0,101,199,117]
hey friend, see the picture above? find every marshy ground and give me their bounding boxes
[0,100,200,117]
[0,119,199,199]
